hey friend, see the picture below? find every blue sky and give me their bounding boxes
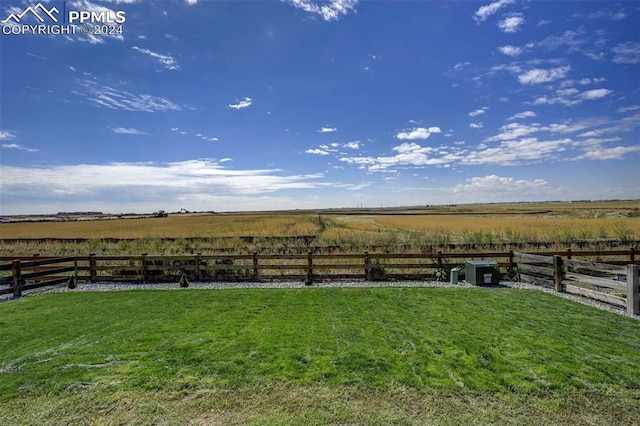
[1,0,639,214]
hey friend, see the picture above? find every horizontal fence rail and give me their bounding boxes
[513,251,639,315]
[1,249,638,314]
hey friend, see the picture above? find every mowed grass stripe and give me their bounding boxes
[0,288,639,424]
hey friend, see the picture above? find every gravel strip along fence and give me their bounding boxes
[1,280,638,320]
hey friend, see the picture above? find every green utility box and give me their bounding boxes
[465,261,500,285]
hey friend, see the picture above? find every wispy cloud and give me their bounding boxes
[518,65,571,84]
[340,142,452,172]
[111,127,148,135]
[577,145,640,160]
[0,159,346,202]
[453,175,549,194]
[396,127,441,140]
[2,143,38,152]
[132,47,180,70]
[498,14,525,33]
[533,87,611,106]
[74,80,185,112]
[617,105,640,113]
[0,130,16,140]
[498,45,523,56]
[306,148,330,155]
[285,0,358,22]
[507,111,536,120]
[67,0,125,43]
[228,97,253,109]
[468,107,489,117]
[469,123,484,129]
[473,0,515,23]
[611,41,640,64]
[318,126,337,133]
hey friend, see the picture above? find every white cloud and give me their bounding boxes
[507,111,536,120]
[535,28,605,61]
[486,119,608,143]
[306,148,330,155]
[498,14,525,33]
[498,45,523,56]
[343,141,360,149]
[533,87,612,106]
[340,142,451,172]
[464,137,574,166]
[0,159,354,207]
[453,175,548,194]
[518,65,571,84]
[185,0,198,4]
[285,0,358,22]
[111,127,148,135]
[318,126,337,133]
[2,143,38,152]
[579,88,612,100]
[611,41,640,64]
[485,123,540,142]
[617,105,640,113]
[132,47,180,70]
[228,97,253,109]
[577,145,640,160]
[74,80,185,112]
[396,127,441,140]
[0,130,16,140]
[468,107,488,117]
[469,123,484,129]
[577,77,606,85]
[473,0,515,23]
[67,0,125,42]
[454,62,470,70]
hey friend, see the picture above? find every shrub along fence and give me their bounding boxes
[1,249,638,314]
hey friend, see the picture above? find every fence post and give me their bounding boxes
[89,253,97,282]
[364,251,370,280]
[508,250,514,275]
[307,251,314,283]
[32,253,39,274]
[12,260,22,297]
[627,264,639,315]
[553,255,564,292]
[141,253,148,282]
[252,251,259,281]
[195,252,201,280]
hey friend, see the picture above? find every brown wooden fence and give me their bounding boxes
[513,252,639,315]
[1,249,638,314]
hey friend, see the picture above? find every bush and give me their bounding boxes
[179,273,190,288]
[66,275,77,289]
[368,258,388,281]
[434,268,448,282]
[304,269,314,286]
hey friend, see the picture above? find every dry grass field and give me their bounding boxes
[0,201,638,255]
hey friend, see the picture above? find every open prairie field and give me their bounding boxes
[0,201,638,255]
[0,214,321,239]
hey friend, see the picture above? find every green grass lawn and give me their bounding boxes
[1,287,639,425]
